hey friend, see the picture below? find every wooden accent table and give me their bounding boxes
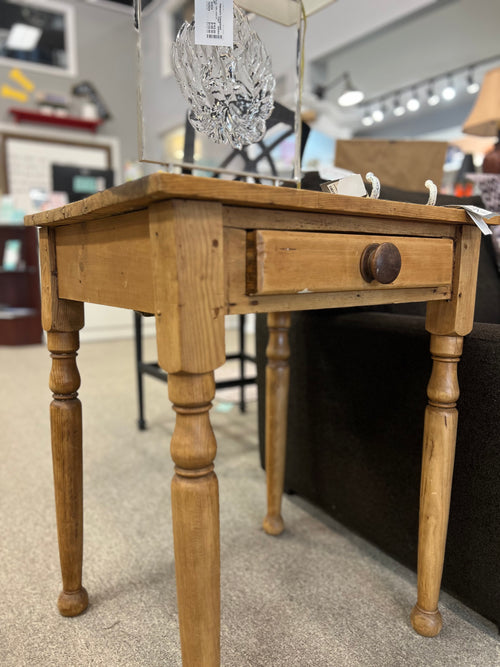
[25,174,498,665]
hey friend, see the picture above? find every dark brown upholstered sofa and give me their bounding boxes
[256,182,500,629]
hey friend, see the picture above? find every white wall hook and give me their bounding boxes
[366,172,380,199]
[425,179,438,206]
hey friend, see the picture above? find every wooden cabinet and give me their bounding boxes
[0,225,42,345]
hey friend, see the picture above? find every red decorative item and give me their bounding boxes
[9,108,103,133]
[482,138,500,174]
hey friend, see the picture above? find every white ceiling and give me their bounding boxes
[249,0,453,138]
[304,0,439,62]
[297,0,500,139]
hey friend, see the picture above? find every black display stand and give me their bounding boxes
[0,225,42,346]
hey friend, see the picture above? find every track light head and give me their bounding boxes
[442,75,456,101]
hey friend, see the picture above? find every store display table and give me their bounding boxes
[25,173,498,666]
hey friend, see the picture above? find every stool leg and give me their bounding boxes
[411,334,462,637]
[48,330,88,617]
[134,311,147,430]
[238,314,246,413]
[169,372,220,666]
[263,312,291,537]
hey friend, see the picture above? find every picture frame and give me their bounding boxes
[0,124,119,214]
[0,0,77,76]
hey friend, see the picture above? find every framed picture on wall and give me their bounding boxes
[0,0,77,76]
[0,128,116,213]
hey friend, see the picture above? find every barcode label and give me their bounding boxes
[194,0,233,47]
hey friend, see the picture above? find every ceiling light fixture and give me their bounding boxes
[337,73,364,107]
[372,104,385,122]
[442,75,456,101]
[406,88,420,112]
[313,72,364,107]
[393,95,406,117]
[362,109,374,127]
[466,70,480,95]
[426,81,440,106]
[357,56,500,124]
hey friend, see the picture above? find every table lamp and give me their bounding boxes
[237,0,336,26]
[463,66,500,173]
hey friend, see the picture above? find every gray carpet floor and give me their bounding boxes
[1,335,499,666]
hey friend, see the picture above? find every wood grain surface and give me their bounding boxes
[25,173,500,228]
[246,230,453,295]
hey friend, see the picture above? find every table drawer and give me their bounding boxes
[246,230,454,296]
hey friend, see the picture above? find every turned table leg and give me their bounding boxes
[39,227,87,617]
[263,312,291,537]
[47,330,88,616]
[411,224,481,636]
[149,199,226,666]
[411,334,462,636]
[169,372,220,666]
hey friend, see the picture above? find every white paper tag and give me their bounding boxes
[444,204,494,235]
[195,0,233,47]
[320,174,367,197]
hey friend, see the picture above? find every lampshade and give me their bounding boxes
[463,67,500,136]
[237,0,336,26]
[450,135,495,155]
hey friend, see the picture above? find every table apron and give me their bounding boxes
[53,208,455,317]
[55,211,155,313]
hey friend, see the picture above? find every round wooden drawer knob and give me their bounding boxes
[360,242,402,284]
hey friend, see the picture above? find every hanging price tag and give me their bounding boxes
[444,204,495,235]
[195,0,233,47]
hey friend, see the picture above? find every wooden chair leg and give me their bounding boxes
[47,330,88,617]
[169,372,220,667]
[411,334,462,637]
[263,312,291,537]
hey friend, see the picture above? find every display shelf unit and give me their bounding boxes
[0,225,42,345]
[9,108,103,133]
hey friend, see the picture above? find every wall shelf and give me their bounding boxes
[0,267,36,274]
[0,307,38,320]
[9,107,103,133]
